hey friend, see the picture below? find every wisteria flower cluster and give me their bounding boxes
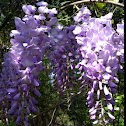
[46,24,82,96]
[73,7,124,125]
[0,1,124,126]
[0,1,58,126]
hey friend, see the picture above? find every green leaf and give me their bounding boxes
[96,3,106,9]
[28,113,35,119]
[9,122,16,126]
[116,95,124,100]
[105,107,108,111]
[61,20,68,26]
[111,19,114,24]
[115,100,122,104]
[0,120,3,126]
[42,57,50,63]
[114,106,119,111]
[38,73,46,80]
[117,7,124,14]
[74,74,81,78]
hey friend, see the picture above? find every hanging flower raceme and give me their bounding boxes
[46,23,82,96]
[73,7,124,125]
[0,1,58,125]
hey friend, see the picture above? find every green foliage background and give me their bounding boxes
[0,0,124,126]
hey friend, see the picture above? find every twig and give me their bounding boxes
[32,99,66,119]
[47,108,56,126]
[32,91,85,120]
[74,4,80,11]
[59,0,124,12]
[58,8,79,21]
[112,6,117,13]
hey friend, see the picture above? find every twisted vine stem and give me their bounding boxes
[59,0,124,12]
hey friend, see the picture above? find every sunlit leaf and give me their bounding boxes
[115,100,122,104]
[0,120,3,126]
[114,106,119,111]
[96,3,106,9]
[111,19,114,24]
[116,95,124,100]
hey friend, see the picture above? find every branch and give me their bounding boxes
[32,91,85,120]
[59,0,124,12]
[32,99,66,119]
[47,108,56,126]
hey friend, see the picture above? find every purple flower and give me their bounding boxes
[7,88,17,93]
[13,93,20,100]
[90,115,96,120]
[48,8,58,17]
[101,12,113,20]
[8,101,18,114]
[90,109,97,115]
[38,6,49,14]
[36,1,48,6]
[73,7,91,23]
[21,54,34,67]
[34,88,41,96]
[34,14,46,21]
[108,112,115,120]
[16,116,21,123]
[117,23,124,35]
[14,17,27,32]
[80,7,91,15]
[109,81,117,88]
[93,120,98,125]
[46,17,57,26]
[31,106,38,113]
[73,11,82,23]
[22,5,36,15]
[107,103,114,112]
[33,79,39,86]
[24,121,29,126]
[26,107,30,114]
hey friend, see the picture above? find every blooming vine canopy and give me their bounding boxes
[0,1,124,126]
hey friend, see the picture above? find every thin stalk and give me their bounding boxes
[59,0,124,12]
